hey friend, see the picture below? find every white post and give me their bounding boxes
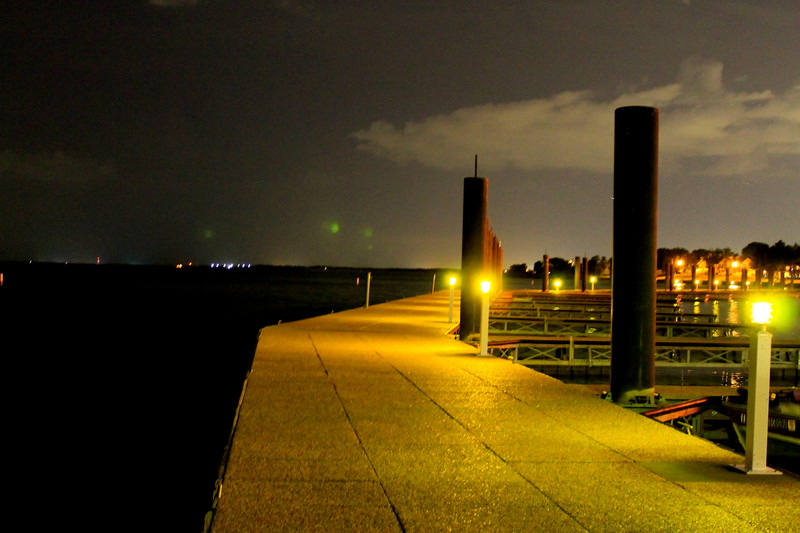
[479,280,491,356]
[448,283,455,323]
[431,273,436,294]
[365,272,371,308]
[735,324,781,475]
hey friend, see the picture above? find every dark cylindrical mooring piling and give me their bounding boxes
[459,177,488,340]
[581,257,588,292]
[542,255,550,292]
[666,261,674,292]
[610,106,659,406]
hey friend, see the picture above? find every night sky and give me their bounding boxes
[2,0,798,268]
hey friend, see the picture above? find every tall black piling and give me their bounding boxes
[610,106,659,406]
[460,177,488,340]
[581,257,589,292]
[542,255,550,293]
[666,261,674,292]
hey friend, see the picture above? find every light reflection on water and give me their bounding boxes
[728,298,740,326]
[671,367,747,387]
[676,293,800,340]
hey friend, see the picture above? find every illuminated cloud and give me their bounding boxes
[352,58,800,179]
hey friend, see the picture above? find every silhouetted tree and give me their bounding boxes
[548,257,572,276]
[684,249,701,267]
[742,242,770,268]
[587,255,610,276]
[657,248,689,271]
[507,263,531,277]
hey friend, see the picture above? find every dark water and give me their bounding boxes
[1,262,445,533]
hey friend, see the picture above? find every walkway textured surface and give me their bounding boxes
[209,292,799,532]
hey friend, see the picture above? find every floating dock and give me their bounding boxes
[207,291,799,532]
[485,291,800,371]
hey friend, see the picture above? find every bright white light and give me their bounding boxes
[751,302,773,324]
[480,280,491,294]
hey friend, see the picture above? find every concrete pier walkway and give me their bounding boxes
[208,292,798,532]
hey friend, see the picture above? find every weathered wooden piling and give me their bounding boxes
[460,177,489,340]
[494,237,503,291]
[666,261,674,292]
[581,257,589,292]
[542,254,550,293]
[610,106,658,406]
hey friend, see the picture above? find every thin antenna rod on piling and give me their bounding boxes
[474,154,478,178]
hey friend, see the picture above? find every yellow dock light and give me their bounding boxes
[553,279,562,292]
[751,301,773,325]
[479,279,491,356]
[590,276,597,291]
[449,276,457,287]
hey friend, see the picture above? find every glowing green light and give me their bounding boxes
[203,230,214,239]
[329,223,340,234]
[363,228,374,237]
